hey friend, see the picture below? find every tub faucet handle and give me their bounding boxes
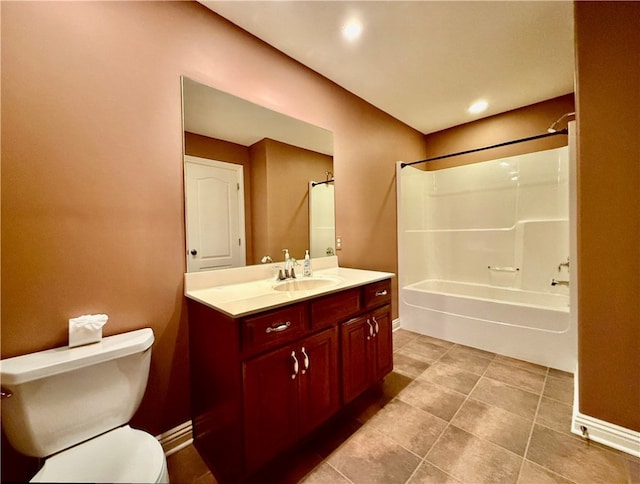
[558,257,570,272]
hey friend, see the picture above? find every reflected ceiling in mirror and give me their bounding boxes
[183,77,333,156]
[182,77,335,272]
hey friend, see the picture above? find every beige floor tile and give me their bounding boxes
[399,339,449,363]
[494,354,548,375]
[527,424,629,483]
[300,462,351,484]
[451,399,533,456]
[167,445,213,484]
[450,344,496,360]
[426,425,522,484]
[393,329,419,351]
[628,458,640,483]
[367,399,448,457]
[439,350,493,375]
[543,375,574,405]
[517,459,573,484]
[536,396,574,436]
[485,361,546,394]
[470,377,540,420]
[327,425,421,484]
[418,361,481,395]
[392,352,431,379]
[195,471,218,484]
[398,380,466,422]
[548,368,574,381]
[407,461,461,484]
[414,334,456,349]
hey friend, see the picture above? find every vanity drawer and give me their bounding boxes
[363,279,392,309]
[242,303,308,356]
[310,288,361,330]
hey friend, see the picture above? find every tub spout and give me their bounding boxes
[551,278,569,287]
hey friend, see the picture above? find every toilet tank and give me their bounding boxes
[0,328,154,458]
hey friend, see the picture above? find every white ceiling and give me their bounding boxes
[201,1,575,135]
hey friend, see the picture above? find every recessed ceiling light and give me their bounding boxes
[468,100,488,114]
[342,20,362,41]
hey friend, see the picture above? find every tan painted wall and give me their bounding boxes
[250,139,332,265]
[422,94,575,169]
[574,1,640,432]
[1,4,425,474]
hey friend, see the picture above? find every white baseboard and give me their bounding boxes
[572,412,640,458]
[571,369,639,458]
[156,421,193,457]
[392,318,401,331]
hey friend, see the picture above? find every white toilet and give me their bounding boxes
[0,328,169,483]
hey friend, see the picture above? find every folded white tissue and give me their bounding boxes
[69,314,108,348]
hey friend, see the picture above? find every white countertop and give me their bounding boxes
[184,256,394,318]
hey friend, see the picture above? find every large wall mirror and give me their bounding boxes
[181,77,335,272]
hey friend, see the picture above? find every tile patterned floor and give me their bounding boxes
[167,329,640,484]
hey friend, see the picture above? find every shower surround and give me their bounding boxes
[397,146,576,372]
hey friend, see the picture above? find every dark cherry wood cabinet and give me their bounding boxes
[188,277,392,483]
[340,304,392,404]
[243,326,339,474]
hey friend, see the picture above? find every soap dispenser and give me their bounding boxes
[303,250,312,276]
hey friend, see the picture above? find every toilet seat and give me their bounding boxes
[31,425,169,483]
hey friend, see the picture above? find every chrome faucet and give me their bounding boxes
[551,278,569,287]
[276,249,296,280]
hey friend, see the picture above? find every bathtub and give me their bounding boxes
[400,279,576,372]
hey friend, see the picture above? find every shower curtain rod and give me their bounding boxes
[400,129,568,169]
[311,179,334,187]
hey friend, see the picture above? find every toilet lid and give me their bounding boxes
[31,425,166,483]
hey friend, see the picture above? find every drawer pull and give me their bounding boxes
[375,289,388,297]
[266,321,291,334]
[291,351,299,380]
[301,347,310,374]
[372,316,379,336]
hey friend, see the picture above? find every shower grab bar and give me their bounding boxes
[487,266,520,272]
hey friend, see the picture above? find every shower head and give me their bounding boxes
[547,112,576,133]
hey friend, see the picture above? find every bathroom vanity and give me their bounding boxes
[185,257,393,483]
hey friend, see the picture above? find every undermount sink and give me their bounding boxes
[273,276,341,292]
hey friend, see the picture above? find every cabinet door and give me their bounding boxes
[298,327,340,435]
[341,315,373,404]
[371,305,393,381]
[243,345,300,474]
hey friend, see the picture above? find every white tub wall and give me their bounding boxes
[397,164,431,287]
[428,229,517,284]
[516,147,569,221]
[424,164,518,231]
[399,147,569,294]
[401,231,430,285]
[518,219,570,294]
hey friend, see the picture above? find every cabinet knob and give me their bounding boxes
[190,249,198,256]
